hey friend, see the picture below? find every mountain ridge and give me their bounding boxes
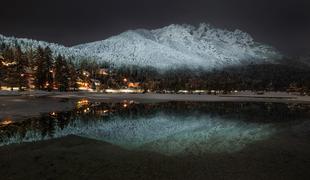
[0,23,282,69]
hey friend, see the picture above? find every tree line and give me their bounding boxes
[0,43,77,91]
[93,63,310,93]
[1,42,310,93]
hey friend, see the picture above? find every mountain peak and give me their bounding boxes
[0,23,282,70]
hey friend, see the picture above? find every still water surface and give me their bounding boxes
[1,100,310,155]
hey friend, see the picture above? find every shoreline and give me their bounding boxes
[1,91,310,122]
[51,91,310,103]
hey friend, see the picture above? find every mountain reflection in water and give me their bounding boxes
[1,101,310,155]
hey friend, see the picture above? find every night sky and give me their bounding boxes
[1,0,310,56]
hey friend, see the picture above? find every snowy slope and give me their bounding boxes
[74,23,281,69]
[0,34,87,60]
[0,23,282,69]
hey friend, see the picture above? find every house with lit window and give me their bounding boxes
[98,68,109,76]
[127,82,140,89]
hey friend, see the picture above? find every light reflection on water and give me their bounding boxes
[1,101,310,155]
[75,115,275,155]
[0,117,13,126]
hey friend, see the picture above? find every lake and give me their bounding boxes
[1,100,310,155]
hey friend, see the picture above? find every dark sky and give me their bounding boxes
[1,0,310,56]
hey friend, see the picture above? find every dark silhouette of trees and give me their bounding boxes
[55,55,69,91]
[33,46,53,90]
[68,59,78,91]
[14,46,28,90]
[1,42,310,94]
[2,46,17,90]
[33,46,46,89]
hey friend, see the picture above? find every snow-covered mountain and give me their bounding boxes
[0,23,282,69]
[0,34,87,59]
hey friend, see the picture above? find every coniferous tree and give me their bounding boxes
[34,46,46,89]
[0,51,4,90]
[34,46,54,90]
[44,47,54,91]
[67,59,78,91]
[2,46,17,90]
[0,43,6,52]
[55,55,69,91]
[14,46,28,90]
[26,48,35,72]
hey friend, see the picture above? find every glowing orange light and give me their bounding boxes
[1,61,16,66]
[77,99,89,104]
[1,117,13,125]
[128,82,140,88]
[77,99,90,108]
[83,108,90,113]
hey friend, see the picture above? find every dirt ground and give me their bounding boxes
[0,135,310,180]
